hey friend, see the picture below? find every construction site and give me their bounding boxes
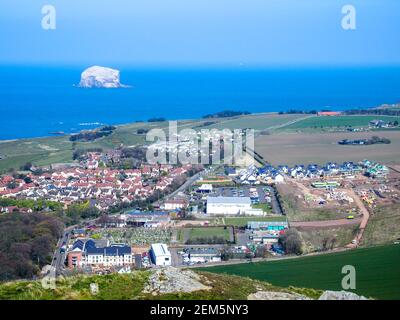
[276,167,400,252]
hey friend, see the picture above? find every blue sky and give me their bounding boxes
[0,0,399,66]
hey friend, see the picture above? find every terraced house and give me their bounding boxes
[67,239,133,268]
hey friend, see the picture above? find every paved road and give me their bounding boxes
[169,248,182,267]
[270,186,284,215]
[163,170,206,201]
[51,227,72,276]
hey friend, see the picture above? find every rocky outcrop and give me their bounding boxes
[78,66,128,88]
[144,267,211,294]
[248,291,311,300]
[318,290,368,300]
[248,290,369,300]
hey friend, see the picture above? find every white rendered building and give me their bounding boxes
[206,196,252,215]
[150,243,172,266]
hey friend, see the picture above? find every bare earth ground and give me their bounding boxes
[255,130,400,166]
[276,182,358,222]
[291,219,361,229]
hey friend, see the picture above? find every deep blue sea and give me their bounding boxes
[1,66,400,140]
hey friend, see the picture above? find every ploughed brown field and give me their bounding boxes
[255,130,400,166]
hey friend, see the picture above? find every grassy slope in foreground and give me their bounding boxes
[202,245,400,300]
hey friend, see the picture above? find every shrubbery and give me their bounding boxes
[203,110,251,119]
[278,229,303,255]
[0,212,64,281]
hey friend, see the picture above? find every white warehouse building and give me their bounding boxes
[206,196,252,215]
[150,243,172,266]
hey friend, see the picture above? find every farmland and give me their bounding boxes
[278,115,400,132]
[203,244,400,300]
[204,113,308,131]
[3,113,400,172]
[0,113,305,172]
[255,130,400,166]
[0,119,207,172]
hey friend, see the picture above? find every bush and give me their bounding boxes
[203,110,251,119]
[278,229,303,255]
[148,117,166,122]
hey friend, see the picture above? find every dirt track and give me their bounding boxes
[290,188,371,248]
[290,218,362,229]
[346,189,370,248]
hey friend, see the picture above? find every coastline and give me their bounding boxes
[1,66,400,141]
[0,111,281,142]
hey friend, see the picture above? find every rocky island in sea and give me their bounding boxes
[78,66,129,88]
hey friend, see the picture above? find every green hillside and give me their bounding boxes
[203,245,400,300]
[0,270,321,300]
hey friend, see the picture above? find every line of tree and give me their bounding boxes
[344,108,400,117]
[70,126,116,142]
[136,128,150,135]
[202,110,251,119]
[70,130,112,142]
[99,125,116,132]
[278,109,318,115]
[148,117,166,122]
[0,198,63,211]
[193,121,217,128]
[338,136,391,145]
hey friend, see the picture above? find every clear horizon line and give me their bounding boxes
[1,62,400,70]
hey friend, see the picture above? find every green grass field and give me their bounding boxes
[363,204,400,247]
[251,203,272,213]
[188,227,231,241]
[212,216,287,227]
[281,115,400,131]
[205,114,307,131]
[203,245,400,300]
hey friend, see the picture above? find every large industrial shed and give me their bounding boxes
[150,243,172,266]
[206,196,252,215]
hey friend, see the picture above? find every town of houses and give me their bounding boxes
[1,144,397,274]
[0,152,194,211]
